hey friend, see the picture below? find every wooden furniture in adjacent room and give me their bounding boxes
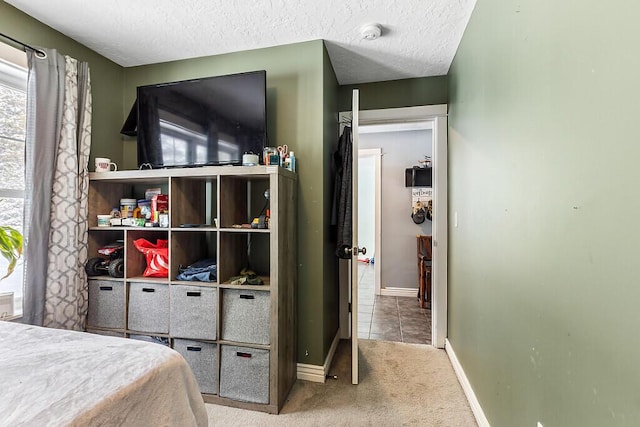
[86,166,297,414]
[417,234,432,309]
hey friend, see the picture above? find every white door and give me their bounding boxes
[350,89,361,384]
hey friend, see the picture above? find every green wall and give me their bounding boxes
[123,40,336,365]
[0,2,124,167]
[338,76,448,111]
[448,1,640,425]
[322,43,340,357]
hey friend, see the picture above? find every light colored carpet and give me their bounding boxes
[206,339,477,426]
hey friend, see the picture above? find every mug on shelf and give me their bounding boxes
[95,157,117,172]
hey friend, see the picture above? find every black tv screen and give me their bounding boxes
[137,70,266,168]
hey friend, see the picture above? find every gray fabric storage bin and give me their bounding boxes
[170,285,217,340]
[219,345,269,404]
[173,339,218,394]
[221,289,270,345]
[127,282,169,333]
[87,280,125,329]
[129,334,170,346]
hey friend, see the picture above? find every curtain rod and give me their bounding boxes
[0,32,47,58]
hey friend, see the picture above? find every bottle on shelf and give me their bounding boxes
[288,151,296,172]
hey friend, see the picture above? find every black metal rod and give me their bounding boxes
[0,32,47,58]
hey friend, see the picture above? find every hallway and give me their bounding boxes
[357,263,432,344]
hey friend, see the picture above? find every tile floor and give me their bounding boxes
[357,262,432,345]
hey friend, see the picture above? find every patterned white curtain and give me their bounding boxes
[43,57,91,329]
[23,49,91,330]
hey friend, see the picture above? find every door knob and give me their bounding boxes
[341,245,366,257]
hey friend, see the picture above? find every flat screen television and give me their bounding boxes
[136,70,266,168]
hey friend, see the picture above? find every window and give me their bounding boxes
[0,43,27,318]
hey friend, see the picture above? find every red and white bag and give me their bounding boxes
[133,238,169,277]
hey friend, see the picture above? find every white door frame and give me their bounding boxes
[358,148,382,295]
[338,104,448,349]
[432,113,448,349]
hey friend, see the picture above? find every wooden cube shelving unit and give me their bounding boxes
[86,166,296,414]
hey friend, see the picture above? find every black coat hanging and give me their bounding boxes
[331,126,353,259]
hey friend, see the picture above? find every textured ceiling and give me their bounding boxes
[6,0,476,85]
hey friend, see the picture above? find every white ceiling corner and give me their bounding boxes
[6,0,476,85]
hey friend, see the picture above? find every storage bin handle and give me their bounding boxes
[186,346,202,352]
[142,288,155,293]
[236,351,252,358]
[99,286,113,291]
[187,291,201,297]
[239,294,254,300]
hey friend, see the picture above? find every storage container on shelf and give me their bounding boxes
[120,198,137,218]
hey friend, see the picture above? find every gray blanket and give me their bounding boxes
[0,322,207,426]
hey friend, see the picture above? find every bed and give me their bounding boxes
[0,321,208,426]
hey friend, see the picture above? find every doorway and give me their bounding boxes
[356,148,381,294]
[356,124,433,344]
[339,105,448,349]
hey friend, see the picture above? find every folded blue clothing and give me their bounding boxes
[176,258,217,282]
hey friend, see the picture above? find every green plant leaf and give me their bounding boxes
[0,226,23,280]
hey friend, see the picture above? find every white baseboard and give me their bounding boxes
[445,338,490,427]
[297,362,326,383]
[380,287,417,298]
[297,329,341,383]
